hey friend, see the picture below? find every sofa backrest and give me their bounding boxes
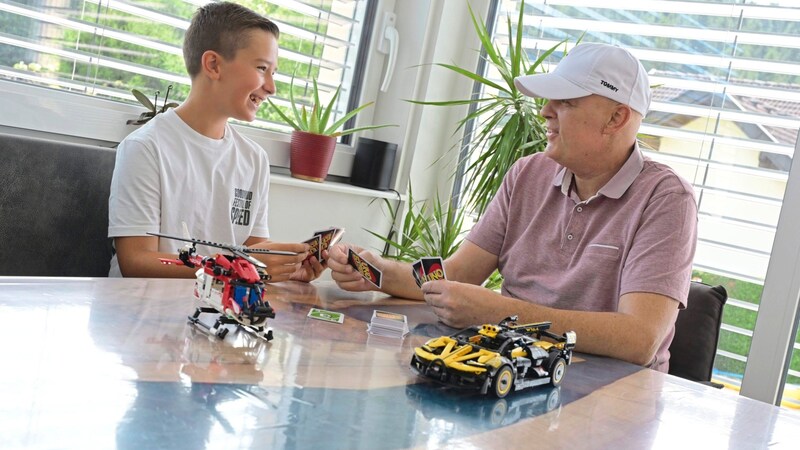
[0,133,116,276]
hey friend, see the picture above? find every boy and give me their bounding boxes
[108,2,321,281]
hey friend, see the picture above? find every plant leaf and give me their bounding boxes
[131,89,155,112]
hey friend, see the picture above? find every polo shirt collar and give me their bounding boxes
[553,142,644,200]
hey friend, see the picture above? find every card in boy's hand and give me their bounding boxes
[304,235,322,261]
[307,227,345,262]
[420,256,447,282]
[348,248,382,289]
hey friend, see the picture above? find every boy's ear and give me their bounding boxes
[200,50,222,80]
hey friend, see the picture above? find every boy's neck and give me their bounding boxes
[174,98,228,140]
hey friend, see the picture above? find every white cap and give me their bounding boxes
[514,43,651,116]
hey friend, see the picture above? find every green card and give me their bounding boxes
[307,307,344,324]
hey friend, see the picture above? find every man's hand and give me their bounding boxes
[421,279,509,328]
[326,243,382,292]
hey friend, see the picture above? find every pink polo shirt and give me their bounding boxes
[466,145,697,372]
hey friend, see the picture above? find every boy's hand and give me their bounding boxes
[289,255,326,282]
[326,243,382,292]
[247,241,310,283]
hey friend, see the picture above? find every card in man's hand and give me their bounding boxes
[305,227,344,262]
[348,248,382,288]
[411,256,447,287]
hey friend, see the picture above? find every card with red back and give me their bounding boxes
[348,248,382,288]
[420,257,447,282]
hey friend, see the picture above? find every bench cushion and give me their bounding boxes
[0,133,116,276]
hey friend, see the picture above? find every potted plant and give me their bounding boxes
[409,0,570,217]
[126,85,179,125]
[268,75,393,182]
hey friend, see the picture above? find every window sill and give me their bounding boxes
[270,171,401,200]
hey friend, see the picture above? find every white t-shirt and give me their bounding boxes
[108,109,271,277]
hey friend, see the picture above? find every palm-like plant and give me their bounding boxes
[368,185,467,262]
[410,1,569,217]
[268,73,392,137]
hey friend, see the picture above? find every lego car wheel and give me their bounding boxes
[550,357,567,387]
[492,365,515,398]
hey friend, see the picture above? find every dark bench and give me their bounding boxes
[0,132,116,276]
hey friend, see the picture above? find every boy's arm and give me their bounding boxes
[115,236,197,278]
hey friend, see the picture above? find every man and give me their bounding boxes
[328,43,697,372]
[108,2,322,281]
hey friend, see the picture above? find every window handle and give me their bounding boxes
[376,12,398,92]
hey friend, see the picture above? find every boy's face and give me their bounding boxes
[217,29,279,123]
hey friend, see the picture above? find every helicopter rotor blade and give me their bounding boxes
[147,232,299,256]
[232,248,267,269]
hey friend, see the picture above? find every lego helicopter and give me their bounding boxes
[149,232,297,341]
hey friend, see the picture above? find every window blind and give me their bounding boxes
[0,0,368,136]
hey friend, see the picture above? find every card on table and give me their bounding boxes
[367,309,409,338]
[307,307,345,324]
[348,248,382,289]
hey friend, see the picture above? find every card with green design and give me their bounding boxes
[307,307,344,324]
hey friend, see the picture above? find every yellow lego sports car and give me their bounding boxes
[410,316,576,398]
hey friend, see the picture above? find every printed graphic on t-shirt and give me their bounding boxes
[231,188,253,226]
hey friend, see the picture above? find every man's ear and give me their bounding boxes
[200,50,222,80]
[603,103,632,135]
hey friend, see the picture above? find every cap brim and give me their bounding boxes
[514,73,592,100]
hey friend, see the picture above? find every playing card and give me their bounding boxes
[309,227,344,262]
[315,227,344,251]
[411,260,424,287]
[420,256,447,281]
[304,235,322,261]
[307,307,345,324]
[348,248,382,288]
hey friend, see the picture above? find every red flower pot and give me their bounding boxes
[290,130,336,182]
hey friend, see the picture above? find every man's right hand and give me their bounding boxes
[326,243,382,292]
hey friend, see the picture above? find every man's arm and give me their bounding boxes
[421,280,679,366]
[326,239,500,299]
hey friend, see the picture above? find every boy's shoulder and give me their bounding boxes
[120,109,177,147]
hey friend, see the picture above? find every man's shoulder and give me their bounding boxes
[639,157,695,197]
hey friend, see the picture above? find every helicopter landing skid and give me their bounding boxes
[188,307,274,341]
